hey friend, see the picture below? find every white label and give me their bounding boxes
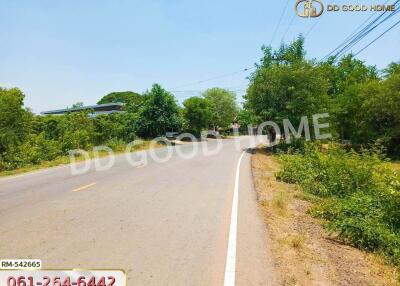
[0,260,42,270]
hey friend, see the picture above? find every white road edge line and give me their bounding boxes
[224,150,246,286]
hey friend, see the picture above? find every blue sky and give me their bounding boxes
[0,0,399,113]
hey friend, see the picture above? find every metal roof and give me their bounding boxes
[41,102,124,115]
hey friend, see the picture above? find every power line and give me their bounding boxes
[354,18,400,56]
[169,85,248,101]
[168,1,304,92]
[281,13,297,43]
[171,5,399,94]
[168,67,255,90]
[337,5,399,56]
[334,8,399,58]
[322,0,391,60]
[304,17,321,39]
[323,2,399,60]
[171,85,248,93]
[303,1,337,40]
[322,0,399,60]
[270,0,292,46]
[171,88,247,96]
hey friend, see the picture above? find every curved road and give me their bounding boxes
[0,136,275,286]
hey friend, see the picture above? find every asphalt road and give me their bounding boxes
[0,136,276,286]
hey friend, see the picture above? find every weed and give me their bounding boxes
[288,233,307,249]
[272,191,288,216]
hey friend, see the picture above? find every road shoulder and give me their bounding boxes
[251,148,399,286]
[236,150,277,286]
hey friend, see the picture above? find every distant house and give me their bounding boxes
[41,102,124,116]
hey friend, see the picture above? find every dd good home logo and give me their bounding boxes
[327,4,396,11]
[295,0,324,18]
[295,0,396,17]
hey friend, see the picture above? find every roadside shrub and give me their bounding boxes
[57,112,95,152]
[94,113,134,144]
[0,133,60,170]
[18,133,60,165]
[277,143,400,266]
[105,138,126,152]
[312,193,400,265]
[20,133,61,164]
[32,115,62,141]
[278,144,380,197]
[276,138,308,154]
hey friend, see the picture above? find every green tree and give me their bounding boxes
[383,61,400,77]
[339,68,400,156]
[0,88,61,169]
[0,87,33,155]
[245,37,329,130]
[97,91,142,105]
[321,55,378,99]
[135,84,182,138]
[203,88,238,130]
[182,96,212,136]
[255,36,306,70]
[323,56,380,141]
[71,102,84,108]
[236,109,258,134]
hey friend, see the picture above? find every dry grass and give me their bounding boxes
[272,191,288,216]
[287,233,307,249]
[251,148,400,286]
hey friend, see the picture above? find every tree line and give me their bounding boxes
[266,38,400,268]
[243,36,400,157]
[1,35,399,171]
[0,84,238,171]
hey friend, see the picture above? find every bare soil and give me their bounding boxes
[251,148,399,286]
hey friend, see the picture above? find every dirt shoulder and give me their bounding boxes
[251,148,399,286]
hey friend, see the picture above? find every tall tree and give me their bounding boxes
[337,66,400,156]
[236,109,258,133]
[183,96,212,136]
[203,88,238,130]
[384,61,400,77]
[320,55,378,98]
[0,88,33,154]
[322,55,379,139]
[97,91,143,105]
[245,37,329,129]
[135,84,182,138]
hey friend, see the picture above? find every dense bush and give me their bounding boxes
[245,37,400,158]
[0,88,127,171]
[0,84,185,171]
[16,133,60,165]
[277,144,400,265]
[93,113,134,144]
